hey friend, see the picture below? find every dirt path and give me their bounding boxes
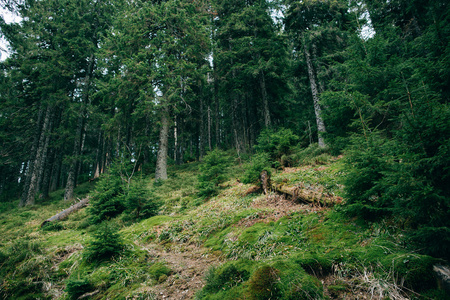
[136,242,220,299]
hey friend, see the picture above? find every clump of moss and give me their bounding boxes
[245,265,280,300]
[380,254,438,291]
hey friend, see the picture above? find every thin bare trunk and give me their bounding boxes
[20,105,45,207]
[65,55,94,201]
[155,105,170,181]
[25,105,52,206]
[199,95,205,158]
[207,105,212,151]
[260,71,271,128]
[64,114,83,201]
[304,39,326,148]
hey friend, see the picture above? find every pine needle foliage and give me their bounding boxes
[254,128,299,162]
[197,149,231,198]
[84,222,125,263]
[89,157,159,224]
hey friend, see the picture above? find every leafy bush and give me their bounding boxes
[254,128,299,161]
[84,222,125,262]
[197,149,231,197]
[241,152,271,184]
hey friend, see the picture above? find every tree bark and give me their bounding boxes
[64,55,94,201]
[260,71,271,128]
[271,181,336,207]
[155,105,170,181]
[41,197,90,227]
[64,113,84,201]
[25,105,53,206]
[304,38,326,148]
[20,105,45,207]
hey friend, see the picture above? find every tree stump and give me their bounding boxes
[260,170,270,195]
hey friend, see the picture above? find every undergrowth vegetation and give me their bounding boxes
[0,136,447,299]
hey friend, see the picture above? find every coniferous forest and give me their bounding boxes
[1,0,449,299]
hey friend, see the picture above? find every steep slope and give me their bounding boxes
[0,158,446,299]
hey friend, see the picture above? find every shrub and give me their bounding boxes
[197,149,231,197]
[89,158,159,224]
[88,171,125,224]
[254,128,299,161]
[241,153,271,184]
[122,178,160,221]
[84,222,124,262]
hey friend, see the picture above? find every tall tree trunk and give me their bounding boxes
[65,57,94,200]
[214,71,220,149]
[50,147,62,192]
[155,105,170,181]
[207,105,212,151]
[36,108,54,195]
[25,105,53,206]
[64,113,83,201]
[20,105,45,207]
[41,145,54,199]
[304,38,326,148]
[199,94,205,158]
[260,71,271,128]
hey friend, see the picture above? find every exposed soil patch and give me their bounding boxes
[236,193,328,228]
[136,243,221,299]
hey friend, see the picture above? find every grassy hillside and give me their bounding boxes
[0,154,446,299]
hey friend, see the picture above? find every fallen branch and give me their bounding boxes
[78,289,99,300]
[271,182,336,207]
[41,197,90,227]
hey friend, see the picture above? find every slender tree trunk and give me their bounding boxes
[25,105,53,206]
[65,55,94,200]
[64,114,83,201]
[199,94,205,158]
[207,105,212,151]
[155,105,170,181]
[41,145,54,199]
[304,38,326,148]
[214,72,220,149]
[20,105,45,207]
[260,71,271,128]
[50,148,62,192]
[36,109,54,195]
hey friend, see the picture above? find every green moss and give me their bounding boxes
[245,265,281,300]
[380,254,438,291]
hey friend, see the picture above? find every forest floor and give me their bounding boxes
[0,157,446,299]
